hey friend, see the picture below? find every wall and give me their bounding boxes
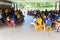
[0,0,12,8]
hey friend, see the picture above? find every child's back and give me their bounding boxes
[35,17,43,31]
[46,17,52,31]
[17,14,21,19]
[36,17,42,25]
[46,19,52,26]
[43,16,48,23]
[10,17,16,22]
[10,17,16,27]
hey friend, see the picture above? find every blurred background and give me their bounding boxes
[0,0,60,11]
[0,0,60,40]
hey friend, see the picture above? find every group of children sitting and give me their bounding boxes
[31,10,60,32]
[0,8,60,31]
[0,7,24,27]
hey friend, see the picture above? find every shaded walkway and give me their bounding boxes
[0,15,60,40]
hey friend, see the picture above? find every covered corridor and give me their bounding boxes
[0,0,60,40]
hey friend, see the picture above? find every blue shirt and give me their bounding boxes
[10,17,16,21]
[46,19,52,26]
[50,13,55,19]
[3,16,6,20]
[44,18,48,23]
[3,18,6,20]
[55,15,59,21]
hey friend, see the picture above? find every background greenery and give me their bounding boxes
[17,2,55,9]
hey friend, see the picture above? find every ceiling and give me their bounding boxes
[8,0,60,3]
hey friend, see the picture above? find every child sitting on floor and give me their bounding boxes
[6,16,11,26]
[10,15,16,27]
[17,13,21,23]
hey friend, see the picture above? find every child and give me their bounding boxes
[6,16,11,26]
[46,17,52,31]
[35,16,43,32]
[3,8,10,25]
[43,15,48,31]
[17,13,21,19]
[50,13,55,20]
[0,9,2,19]
[10,15,16,27]
[58,17,60,21]
[0,9,3,24]
[14,11,18,23]
[17,13,21,23]
[55,17,60,32]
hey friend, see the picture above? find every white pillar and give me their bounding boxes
[15,3,18,10]
[59,1,60,11]
[11,3,15,7]
[55,2,57,11]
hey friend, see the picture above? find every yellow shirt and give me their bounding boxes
[6,17,10,21]
[17,14,21,19]
[36,18,42,25]
[58,17,60,21]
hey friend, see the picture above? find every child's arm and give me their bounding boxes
[33,18,36,22]
[46,20,48,24]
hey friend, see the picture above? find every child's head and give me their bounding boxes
[47,16,50,20]
[55,13,58,16]
[5,8,9,13]
[37,16,42,20]
[48,13,50,15]
[0,9,2,13]
[43,15,46,18]
[37,15,40,18]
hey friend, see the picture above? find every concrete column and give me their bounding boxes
[11,3,15,7]
[16,3,18,9]
[59,1,60,12]
[55,2,57,11]
[14,3,18,10]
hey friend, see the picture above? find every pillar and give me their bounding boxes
[14,3,18,10]
[55,2,57,11]
[11,3,15,7]
[59,1,60,12]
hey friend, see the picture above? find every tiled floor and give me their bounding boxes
[0,15,60,40]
